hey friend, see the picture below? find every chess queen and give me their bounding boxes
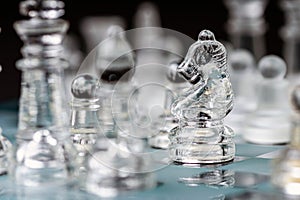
[169,30,235,164]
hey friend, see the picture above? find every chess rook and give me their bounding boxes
[11,0,78,186]
[169,30,235,164]
[243,55,291,144]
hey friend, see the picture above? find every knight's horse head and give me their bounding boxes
[177,30,227,84]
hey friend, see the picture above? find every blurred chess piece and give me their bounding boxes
[271,85,300,196]
[169,30,235,164]
[84,78,156,198]
[0,127,12,175]
[226,49,257,135]
[224,0,268,61]
[95,25,136,138]
[63,34,84,102]
[280,0,300,84]
[148,59,190,149]
[0,29,12,176]
[80,16,126,52]
[70,74,108,173]
[11,0,78,186]
[243,55,291,144]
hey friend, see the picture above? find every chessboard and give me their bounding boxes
[0,100,288,200]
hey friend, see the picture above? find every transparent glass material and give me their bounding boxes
[83,79,156,198]
[11,0,78,186]
[271,85,300,196]
[0,128,12,175]
[148,60,190,149]
[169,30,235,164]
[280,0,300,80]
[70,74,107,172]
[224,0,268,61]
[95,25,136,138]
[225,49,257,135]
[243,55,291,144]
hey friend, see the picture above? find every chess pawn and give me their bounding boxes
[280,0,300,83]
[95,25,136,138]
[243,55,291,144]
[224,0,268,61]
[148,60,190,149]
[169,30,235,164]
[225,49,257,134]
[70,74,107,172]
[271,85,300,195]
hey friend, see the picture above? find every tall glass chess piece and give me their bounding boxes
[169,30,235,164]
[11,0,78,186]
[271,85,300,196]
[224,0,268,61]
[280,0,300,83]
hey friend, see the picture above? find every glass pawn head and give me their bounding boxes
[258,55,286,80]
[96,25,135,83]
[229,49,255,73]
[71,74,99,100]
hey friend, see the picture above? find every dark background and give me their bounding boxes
[0,0,284,102]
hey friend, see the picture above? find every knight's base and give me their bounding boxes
[169,125,235,164]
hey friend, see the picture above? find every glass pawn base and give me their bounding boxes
[271,147,300,196]
[169,126,235,164]
[148,129,169,149]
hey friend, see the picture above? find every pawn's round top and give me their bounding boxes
[229,49,255,72]
[107,25,124,38]
[258,55,286,79]
[291,85,300,113]
[71,74,99,99]
[198,30,215,41]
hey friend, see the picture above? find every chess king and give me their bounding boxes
[169,30,235,164]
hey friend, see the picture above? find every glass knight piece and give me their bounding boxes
[169,30,235,164]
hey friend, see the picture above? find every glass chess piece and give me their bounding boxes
[11,0,78,186]
[243,55,291,144]
[95,25,136,138]
[0,127,12,175]
[280,0,300,84]
[271,85,300,196]
[148,60,190,149]
[80,16,126,52]
[70,74,108,173]
[84,78,156,198]
[224,0,268,61]
[225,49,257,135]
[169,30,235,164]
